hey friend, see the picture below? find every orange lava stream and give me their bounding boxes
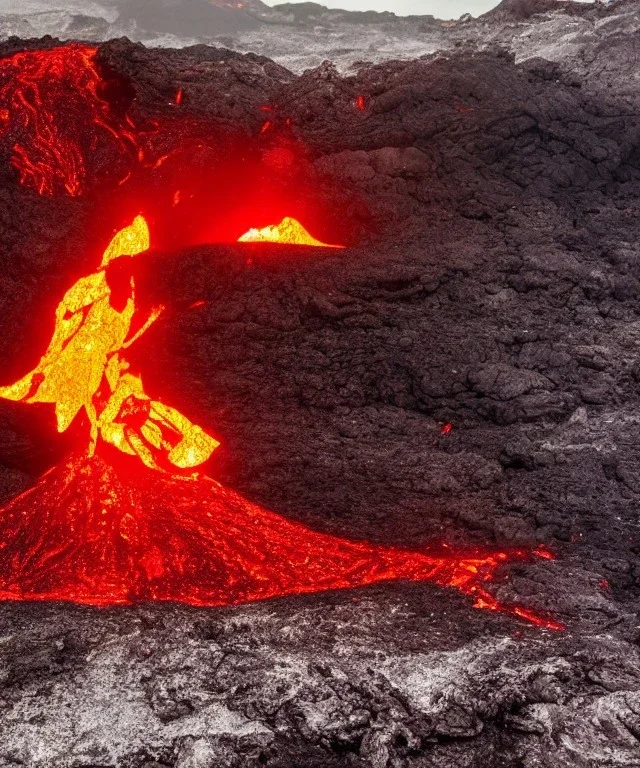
[0,44,137,196]
[238,217,345,248]
[0,451,563,629]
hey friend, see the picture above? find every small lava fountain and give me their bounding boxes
[0,217,563,629]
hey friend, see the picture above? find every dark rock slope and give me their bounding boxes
[0,34,639,768]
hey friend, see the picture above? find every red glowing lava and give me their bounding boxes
[238,217,345,248]
[0,216,218,471]
[0,450,561,628]
[0,44,138,196]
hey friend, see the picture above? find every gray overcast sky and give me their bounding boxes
[262,0,503,18]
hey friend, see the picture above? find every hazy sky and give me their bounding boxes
[263,0,503,17]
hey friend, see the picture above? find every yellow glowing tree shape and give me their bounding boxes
[238,217,344,248]
[0,216,219,472]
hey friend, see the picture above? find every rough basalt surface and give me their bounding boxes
[0,13,640,768]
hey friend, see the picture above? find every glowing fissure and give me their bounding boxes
[0,44,138,196]
[238,217,345,248]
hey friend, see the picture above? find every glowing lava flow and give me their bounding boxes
[0,44,137,196]
[0,219,561,628]
[0,216,218,471]
[238,217,345,248]
[0,450,560,628]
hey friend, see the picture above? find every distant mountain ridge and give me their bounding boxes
[0,0,636,77]
[480,0,596,21]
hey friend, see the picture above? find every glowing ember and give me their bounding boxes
[0,216,218,471]
[533,546,555,560]
[0,219,562,628]
[238,217,345,248]
[355,94,367,111]
[0,44,137,196]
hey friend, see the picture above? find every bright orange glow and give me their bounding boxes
[238,217,345,248]
[100,214,150,266]
[0,216,218,471]
[0,44,137,196]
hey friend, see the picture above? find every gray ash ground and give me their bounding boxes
[0,4,640,766]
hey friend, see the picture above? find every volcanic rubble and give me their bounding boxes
[0,15,640,768]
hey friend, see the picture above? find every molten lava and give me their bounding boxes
[0,44,137,196]
[0,450,560,628]
[238,217,345,248]
[0,219,562,629]
[0,216,218,472]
